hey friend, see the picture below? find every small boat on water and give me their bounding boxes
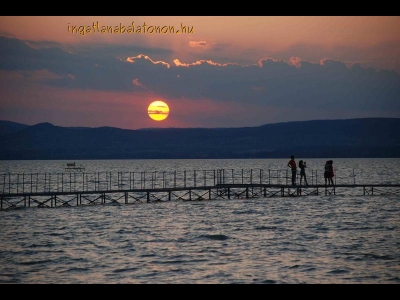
[65,162,85,172]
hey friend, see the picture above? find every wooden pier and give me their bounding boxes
[1,169,399,210]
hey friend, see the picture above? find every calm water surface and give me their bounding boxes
[0,159,399,284]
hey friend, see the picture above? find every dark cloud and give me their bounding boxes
[274,41,400,73]
[71,43,172,60]
[1,36,400,114]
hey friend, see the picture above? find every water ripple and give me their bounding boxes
[1,159,400,284]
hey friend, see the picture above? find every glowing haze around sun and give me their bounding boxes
[148,100,170,121]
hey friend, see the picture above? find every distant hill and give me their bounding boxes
[0,120,29,138]
[0,118,399,159]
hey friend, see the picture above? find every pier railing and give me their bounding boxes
[0,168,356,195]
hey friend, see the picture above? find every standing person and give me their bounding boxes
[287,155,297,185]
[324,160,330,185]
[299,160,308,186]
[328,160,334,185]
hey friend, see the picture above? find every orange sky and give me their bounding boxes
[0,16,399,129]
[1,16,399,65]
[1,16,399,46]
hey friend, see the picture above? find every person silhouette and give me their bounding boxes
[328,160,334,185]
[287,155,297,185]
[324,160,330,185]
[299,160,308,186]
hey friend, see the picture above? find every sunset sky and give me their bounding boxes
[1,16,399,129]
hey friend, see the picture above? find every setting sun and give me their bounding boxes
[148,100,170,121]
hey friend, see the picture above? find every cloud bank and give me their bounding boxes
[1,35,399,128]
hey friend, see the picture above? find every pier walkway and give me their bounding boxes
[1,169,399,210]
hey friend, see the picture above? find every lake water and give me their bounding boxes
[0,158,399,284]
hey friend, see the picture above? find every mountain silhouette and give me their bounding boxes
[0,118,399,159]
